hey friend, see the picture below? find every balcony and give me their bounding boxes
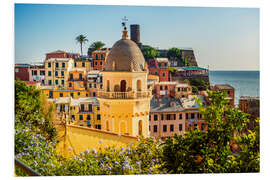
[68,78,85,81]
[97,90,152,99]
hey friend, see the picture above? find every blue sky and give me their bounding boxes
[15,4,259,70]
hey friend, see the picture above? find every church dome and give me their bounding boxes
[104,29,146,72]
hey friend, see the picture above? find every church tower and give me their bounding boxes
[97,25,152,137]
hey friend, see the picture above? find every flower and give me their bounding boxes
[92,148,97,154]
[84,148,89,155]
[137,138,140,142]
[80,152,84,155]
[68,147,73,151]
[99,140,103,144]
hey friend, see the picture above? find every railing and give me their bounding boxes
[97,90,152,99]
[15,159,41,176]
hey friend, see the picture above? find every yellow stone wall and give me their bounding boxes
[74,61,92,72]
[56,125,138,156]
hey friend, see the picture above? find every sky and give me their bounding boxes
[14,4,259,70]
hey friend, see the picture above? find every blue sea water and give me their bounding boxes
[209,71,260,106]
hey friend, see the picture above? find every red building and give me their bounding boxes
[154,81,176,99]
[15,64,30,81]
[46,50,80,60]
[212,84,235,106]
[148,58,169,82]
[92,49,109,70]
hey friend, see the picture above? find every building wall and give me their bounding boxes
[29,68,45,84]
[74,61,92,72]
[15,67,30,81]
[42,89,89,99]
[92,51,109,70]
[56,125,138,156]
[174,86,192,98]
[154,83,176,99]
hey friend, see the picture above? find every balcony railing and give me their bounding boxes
[97,90,152,99]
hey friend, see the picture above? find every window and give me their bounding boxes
[97,107,100,110]
[201,123,205,131]
[61,71,64,76]
[93,92,96,97]
[163,72,166,77]
[95,62,98,65]
[61,80,64,85]
[80,104,84,112]
[82,62,85,67]
[165,86,168,90]
[154,115,158,121]
[172,114,176,120]
[149,115,151,121]
[48,62,51,68]
[179,114,182,120]
[97,114,101,120]
[88,104,92,112]
[100,62,102,65]
[87,115,91,120]
[163,125,167,132]
[154,72,158,75]
[149,126,151,131]
[164,63,167,67]
[191,113,195,119]
[166,114,171,120]
[161,114,164,120]
[194,124,197,129]
[179,124,183,131]
[186,113,189,119]
[69,83,72,87]
[94,84,97,88]
[62,63,65,68]
[56,63,59,68]
[153,125,157,132]
[74,62,77,67]
[89,84,92,88]
[55,71,58,76]
[79,74,82,80]
[158,63,161,68]
[70,93,74,98]
[48,80,52,85]
[96,54,98,60]
[79,115,83,120]
[60,93,63,97]
[178,87,181,92]
[78,92,80,96]
[48,71,51,76]
[55,80,58,85]
[40,71,45,75]
[71,115,75,120]
[32,70,37,75]
[101,54,104,60]
[170,124,174,132]
[160,86,163,90]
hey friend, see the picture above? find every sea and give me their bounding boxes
[209,71,260,106]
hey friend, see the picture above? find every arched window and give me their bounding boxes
[106,121,109,131]
[120,80,126,92]
[137,80,142,91]
[138,120,142,136]
[107,80,110,92]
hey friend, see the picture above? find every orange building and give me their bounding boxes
[212,84,235,106]
[92,49,109,70]
[67,68,86,90]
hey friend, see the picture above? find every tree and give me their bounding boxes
[142,46,160,62]
[166,48,181,66]
[161,90,259,173]
[87,41,106,57]
[75,35,88,55]
[189,78,209,91]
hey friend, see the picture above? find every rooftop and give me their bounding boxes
[214,84,234,90]
[150,97,184,113]
[239,96,260,101]
[46,58,73,62]
[175,83,190,88]
[180,95,205,109]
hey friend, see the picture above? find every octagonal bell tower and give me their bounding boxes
[97,25,151,137]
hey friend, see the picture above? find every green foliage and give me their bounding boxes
[189,78,209,91]
[87,41,106,57]
[168,67,178,73]
[160,90,259,173]
[15,80,56,141]
[142,46,160,62]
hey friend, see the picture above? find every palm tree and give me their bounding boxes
[75,35,88,55]
[87,41,106,57]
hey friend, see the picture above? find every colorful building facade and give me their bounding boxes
[92,49,109,70]
[148,58,169,82]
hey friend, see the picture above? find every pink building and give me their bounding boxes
[149,95,207,138]
[148,58,169,82]
[29,63,46,85]
[154,81,176,99]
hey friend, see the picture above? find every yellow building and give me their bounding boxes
[67,68,86,90]
[87,70,103,97]
[174,83,192,98]
[69,97,101,128]
[41,86,89,99]
[74,57,92,72]
[97,27,152,137]
[44,58,74,88]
